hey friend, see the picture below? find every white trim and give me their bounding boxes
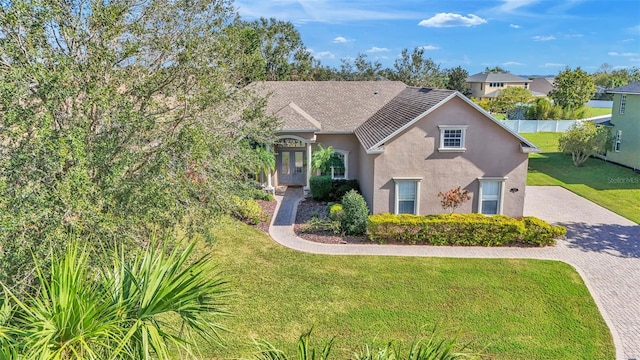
[331,149,350,179]
[477,177,506,215]
[619,94,626,115]
[438,125,468,152]
[369,92,458,150]
[276,134,316,144]
[393,177,422,215]
[453,93,540,153]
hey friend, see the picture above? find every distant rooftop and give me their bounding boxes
[607,81,640,95]
[466,72,532,83]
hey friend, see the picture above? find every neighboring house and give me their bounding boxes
[605,82,640,170]
[466,72,533,99]
[253,81,539,217]
[529,77,555,96]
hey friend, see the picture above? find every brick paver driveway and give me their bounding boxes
[270,186,640,359]
[524,186,640,360]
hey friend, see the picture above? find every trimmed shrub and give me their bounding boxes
[309,177,360,201]
[328,203,344,221]
[367,213,563,247]
[522,216,567,246]
[340,190,369,235]
[309,175,332,200]
[250,187,275,201]
[330,179,360,201]
[230,196,266,225]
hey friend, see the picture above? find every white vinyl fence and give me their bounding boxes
[502,120,582,133]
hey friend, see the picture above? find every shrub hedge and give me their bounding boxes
[367,213,565,247]
[230,196,266,225]
[309,176,360,201]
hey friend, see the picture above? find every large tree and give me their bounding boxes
[444,66,470,93]
[494,87,532,116]
[385,47,446,88]
[549,67,596,109]
[0,0,276,290]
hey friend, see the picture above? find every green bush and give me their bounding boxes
[309,177,360,201]
[522,216,567,246]
[310,175,332,200]
[328,203,344,221]
[341,190,369,236]
[299,217,341,234]
[330,179,360,201]
[250,187,274,201]
[367,213,564,247]
[230,196,266,225]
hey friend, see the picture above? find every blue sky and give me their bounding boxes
[234,0,640,76]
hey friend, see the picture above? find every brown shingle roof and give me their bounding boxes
[250,81,407,132]
[354,87,456,151]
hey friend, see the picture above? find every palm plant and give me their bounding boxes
[0,240,229,359]
[311,144,335,175]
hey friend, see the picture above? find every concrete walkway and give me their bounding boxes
[269,186,640,360]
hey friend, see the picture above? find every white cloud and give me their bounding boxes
[315,51,336,59]
[418,13,487,28]
[631,58,640,62]
[367,46,390,53]
[495,0,540,13]
[419,45,440,51]
[609,51,638,57]
[565,34,583,38]
[503,61,524,66]
[532,35,556,41]
[543,63,566,67]
[622,38,635,43]
[333,36,349,44]
[510,24,521,29]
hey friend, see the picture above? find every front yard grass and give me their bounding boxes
[190,217,614,359]
[523,132,640,223]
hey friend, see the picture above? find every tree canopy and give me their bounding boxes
[559,122,611,167]
[0,0,276,290]
[549,67,595,109]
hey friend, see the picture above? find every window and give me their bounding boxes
[329,150,349,179]
[614,130,622,152]
[620,95,626,115]
[438,125,468,152]
[394,178,421,215]
[478,178,505,215]
[489,82,504,87]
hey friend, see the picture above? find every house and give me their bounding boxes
[529,77,555,96]
[253,81,539,217]
[466,72,534,99]
[605,82,640,170]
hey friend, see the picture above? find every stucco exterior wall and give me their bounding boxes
[370,96,529,216]
[606,93,640,170]
[357,145,376,213]
[315,134,361,180]
[468,82,530,98]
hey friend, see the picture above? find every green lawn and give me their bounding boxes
[523,132,640,223]
[189,217,614,359]
[584,107,612,118]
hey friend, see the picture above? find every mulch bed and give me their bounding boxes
[254,197,368,244]
[292,198,369,244]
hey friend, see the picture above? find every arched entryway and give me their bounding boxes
[273,135,313,189]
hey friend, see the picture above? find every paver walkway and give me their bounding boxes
[269,186,640,360]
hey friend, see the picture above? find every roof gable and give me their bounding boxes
[251,81,407,132]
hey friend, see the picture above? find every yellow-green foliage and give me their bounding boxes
[368,213,565,246]
[230,196,266,225]
[328,203,344,221]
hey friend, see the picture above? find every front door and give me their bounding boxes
[278,150,306,185]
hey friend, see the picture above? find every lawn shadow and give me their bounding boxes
[560,222,640,258]
[528,153,640,191]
